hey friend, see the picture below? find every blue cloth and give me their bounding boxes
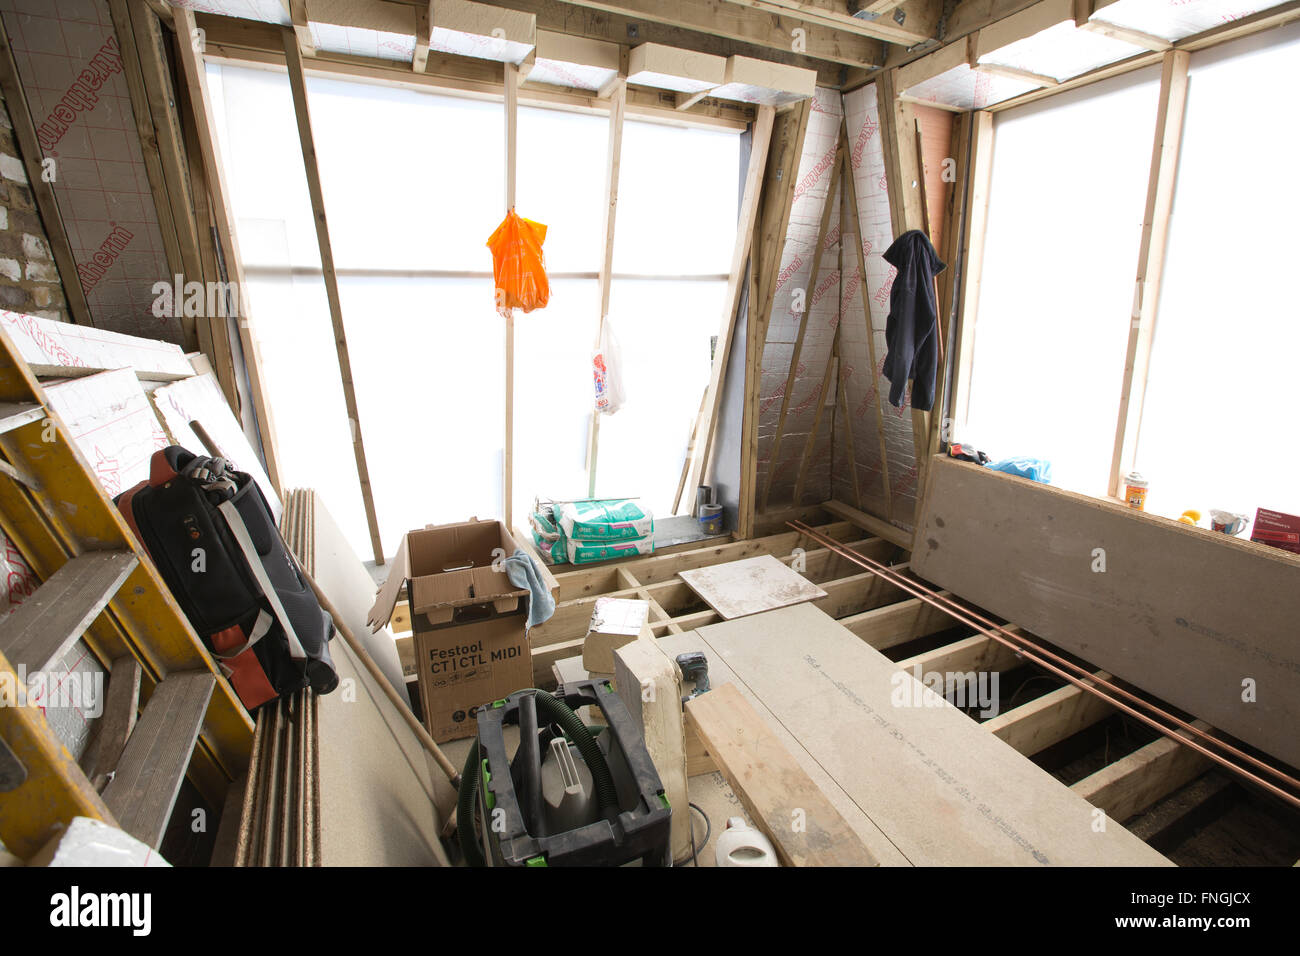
[504,549,556,630]
[985,457,1052,484]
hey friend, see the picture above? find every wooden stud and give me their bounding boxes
[585,78,626,498]
[126,0,206,352]
[1072,720,1212,823]
[982,671,1116,756]
[503,60,518,528]
[681,104,776,507]
[171,5,286,494]
[0,19,95,330]
[289,0,316,57]
[838,124,894,520]
[840,592,956,650]
[822,497,912,549]
[413,1,431,72]
[949,110,994,434]
[1108,50,1189,498]
[282,28,386,564]
[759,141,843,514]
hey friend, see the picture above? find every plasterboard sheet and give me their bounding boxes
[709,82,807,106]
[152,372,281,519]
[169,0,290,25]
[310,22,417,61]
[903,62,1040,110]
[0,309,192,378]
[44,367,168,498]
[429,27,532,63]
[0,0,183,342]
[980,19,1146,80]
[678,554,827,619]
[1093,0,1290,41]
[526,58,617,92]
[757,89,843,508]
[837,84,923,528]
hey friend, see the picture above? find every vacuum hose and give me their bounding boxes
[457,689,619,866]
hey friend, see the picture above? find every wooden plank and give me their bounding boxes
[0,18,94,328]
[897,628,1022,673]
[913,455,1300,769]
[684,104,776,505]
[686,682,878,866]
[0,551,138,675]
[89,656,143,783]
[103,671,215,849]
[1107,50,1190,498]
[842,592,959,650]
[949,110,994,431]
[687,602,1169,865]
[282,29,385,564]
[982,671,1116,756]
[1072,720,1212,823]
[171,6,285,494]
[503,60,517,528]
[585,77,625,497]
[823,498,912,549]
[679,554,827,620]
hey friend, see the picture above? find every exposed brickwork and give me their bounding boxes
[0,89,70,322]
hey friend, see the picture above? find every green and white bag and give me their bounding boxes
[556,499,654,542]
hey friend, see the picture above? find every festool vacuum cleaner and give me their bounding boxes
[456,679,672,867]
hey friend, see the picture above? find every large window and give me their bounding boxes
[207,62,740,559]
[963,67,1160,497]
[962,21,1300,531]
[1133,22,1300,524]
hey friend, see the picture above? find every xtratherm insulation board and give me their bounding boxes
[979,19,1146,81]
[835,84,920,530]
[0,0,183,342]
[168,0,289,24]
[757,88,843,509]
[903,62,1041,111]
[1093,0,1292,42]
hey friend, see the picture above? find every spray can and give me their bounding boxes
[1123,471,1148,511]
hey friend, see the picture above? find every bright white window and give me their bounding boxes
[962,67,1160,496]
[207,62,739,559]
[1134,22,1300,526]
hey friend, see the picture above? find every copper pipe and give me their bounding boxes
[791,520,1300,810]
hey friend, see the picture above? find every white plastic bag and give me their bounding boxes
[592,317,625,415]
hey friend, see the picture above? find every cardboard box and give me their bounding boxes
[1251,507,1300,555]
[368,519,553,742]
[582,597,652,673]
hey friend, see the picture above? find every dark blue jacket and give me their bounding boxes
[882,230,946,412]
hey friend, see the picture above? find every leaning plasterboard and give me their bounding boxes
[0,310,192,380]
[44,368,169,499]
[152,372,282,519]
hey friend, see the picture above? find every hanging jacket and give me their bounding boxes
[881,229,946,412]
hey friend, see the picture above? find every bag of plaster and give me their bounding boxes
[557,498,654,542]
[592,318,625,415]
[566,536,655,566]
[486,209,549,316]
[528,507,568,565]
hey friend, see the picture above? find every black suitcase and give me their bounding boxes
[116,446,338,709]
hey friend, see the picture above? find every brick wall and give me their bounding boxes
[0,89,70,322]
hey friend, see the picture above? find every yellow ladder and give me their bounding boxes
[0,325,253,859]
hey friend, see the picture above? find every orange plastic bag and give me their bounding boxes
[486,209,549,316]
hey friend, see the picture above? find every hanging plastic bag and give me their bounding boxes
[592,317,625,415]
[486,209,549,316]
